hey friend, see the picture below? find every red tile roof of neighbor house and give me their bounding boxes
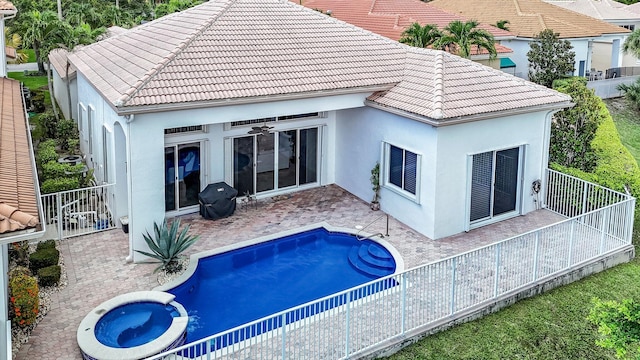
[296,0,514,55]
[0,78,40,234]
[430,0,630,38]
[69,0,571,120]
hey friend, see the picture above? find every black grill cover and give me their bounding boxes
[198,182,238,220]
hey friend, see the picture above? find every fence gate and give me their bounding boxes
[40,184,117,239]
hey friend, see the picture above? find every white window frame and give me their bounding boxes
[382,142,421,202]
[102,125,112,184]
[87,105,95,156]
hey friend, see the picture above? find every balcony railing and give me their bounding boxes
[147,169,635,360]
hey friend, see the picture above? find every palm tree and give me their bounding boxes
[21,10,65,119]
[399,23,442,48]
[623,29,640,58]
[434,20,497,59]
[495,20,510,31]
[58,22,105,118]
[5,29,29,64]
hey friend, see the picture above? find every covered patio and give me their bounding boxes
[15,184,565,359]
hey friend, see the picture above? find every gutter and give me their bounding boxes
[363,100,574,127]
[113,84,398,116]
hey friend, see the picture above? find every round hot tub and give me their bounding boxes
[77,291,188,360]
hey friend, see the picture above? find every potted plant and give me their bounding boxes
[370,162,381,211]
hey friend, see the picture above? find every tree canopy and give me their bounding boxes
[400,20,497,60]
[550,78,603,172]
[622,29,640,59]
[527,29,576,88]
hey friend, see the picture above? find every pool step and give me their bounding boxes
[348,243,395,277]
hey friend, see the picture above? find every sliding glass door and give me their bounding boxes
[233,127,319,195]
[165,142,201,211]
[469,147,521,223]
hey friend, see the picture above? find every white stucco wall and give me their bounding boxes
[51,67,77,121]
[432,111,551,239]
[335,106,552,240]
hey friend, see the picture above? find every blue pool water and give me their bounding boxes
[95,302,181,348]
[166,228,396,344]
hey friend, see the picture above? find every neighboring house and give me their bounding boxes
[0,0,17,77]
[67,0,571,263]
[546,0,640,70]
[0,77,45,360]
[295,0,516,71]
[430,0,630,79]
[49,26,129,122]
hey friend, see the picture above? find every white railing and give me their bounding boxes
[148,170,635,360]
[40,184,117,239]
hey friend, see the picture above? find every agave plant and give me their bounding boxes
[136,219,199,273]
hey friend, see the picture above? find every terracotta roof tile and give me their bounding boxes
[0,78,40,234]
[296,0,513,55]
[367,48,571,120]
[0,0,15,11]
[430,0,630,38]
[546,0,640,21]
[70,0,570,119]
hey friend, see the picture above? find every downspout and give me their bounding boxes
[124,114,134,262]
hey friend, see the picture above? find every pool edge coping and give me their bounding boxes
[154,221,405,293]
[76,291,188,360]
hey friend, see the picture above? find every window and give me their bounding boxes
[88,105,94,155]
[102,126,111,183]
[383,143,420,199]
[230,112,323,127]
[622,25,635,31]
[164,125,205,135]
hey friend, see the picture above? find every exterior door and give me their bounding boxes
[469,147,521,224]
[165,142,201,212]
[232,127,319,196]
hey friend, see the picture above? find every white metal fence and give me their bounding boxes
[40,184,117,239]
[148,170,635,360]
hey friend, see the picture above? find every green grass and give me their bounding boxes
[24,49,36,63]
[606,98,640,165]
[7,71,48,92]
[386,100,640,360]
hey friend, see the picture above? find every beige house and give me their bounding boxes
[430,0,630,79]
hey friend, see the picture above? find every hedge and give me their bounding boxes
[40,177,80,194]
[41,161,85,182]
[551,101,640,203]
[9,272,39,327]
[29,247,59,272]
[37,265,61,287]
[36,239,56,251]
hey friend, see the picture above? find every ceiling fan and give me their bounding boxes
[247,122,274,135]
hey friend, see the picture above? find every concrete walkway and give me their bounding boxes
[7,62,40,72]
[15,185,564,359]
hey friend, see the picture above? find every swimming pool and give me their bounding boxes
[157,224,402,345]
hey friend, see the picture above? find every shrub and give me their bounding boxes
[55,118,78,151]
[136,219,199,273]
[617,78,640,111]
[29,247,59,272]
[36,110,57,138]
[37,265,61,287]
[9,272,39,327]
[36,239,56,251]
[41,177,80,194]
[31,91,45,113]
[67,138,80,153]
[588,298,640,359]
[36,139,58,167]
[9,241,30,267]
[41,161,85,182]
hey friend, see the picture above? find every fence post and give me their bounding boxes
[582,181,588,216]
[494,243,501,298]
[450,258,457,316]
[600,207,610,255]
[533,232,539,281]
[401,273,406,335]
[56,192,63,240]
[345,292,351,358]
[282,313,287,359]
[567,220,575,267]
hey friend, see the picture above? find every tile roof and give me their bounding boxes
[367,48,571,120]
[296,0,513,55]
[49,48,74,80]
[429,0,631,38]
[0,0,15,12]
[546,0,640,21]
[625,2,640,14]
[70,0,570,120]
[0,78,40,234]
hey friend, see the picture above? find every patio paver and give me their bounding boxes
[15,185,564,360]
